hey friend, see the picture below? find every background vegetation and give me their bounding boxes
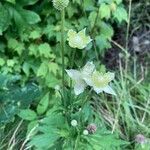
[0,0,149,149]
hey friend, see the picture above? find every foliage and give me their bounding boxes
[0,0,149,149]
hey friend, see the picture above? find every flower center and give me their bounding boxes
[74,35,82,45]
[92,74,108,88]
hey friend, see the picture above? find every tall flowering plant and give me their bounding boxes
[27,1,127,149]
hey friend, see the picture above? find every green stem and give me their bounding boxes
[90,7,100,62]
[61,9,65,94]
[125,0,132,74]
[69,50,76,87]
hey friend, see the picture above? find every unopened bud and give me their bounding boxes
[71,120,77,127]
[83,129,89,135]
[52,0,69,11]
[87,123,97,134]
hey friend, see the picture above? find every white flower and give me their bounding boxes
[83,129,89,135]
[67,28,92,49]
[71,120,78,127]
[66,62,95,95]
[84,71,116,95]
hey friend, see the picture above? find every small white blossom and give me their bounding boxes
[71,120,78,127]
[66,62,95,95]
[67,28,92,49]
[83,129,89,135]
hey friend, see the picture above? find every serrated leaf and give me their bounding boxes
[29,30,41,39]
[19,9,41,25]
[0,4,10,34]
[113,7,128,23]
[48,62,59,75]
[0,58,5,66]
[45,73,60,88]
[28,133,59,149]
[99,3,111,19]
[89,11,97,28]
[18,109,37,121]
[7,59,15,67]
[95,35,111,51]
[29,44,38,56]
[8,38,24,55]
[37,92,49,115]
[83,0,95,11]
[37,62,48,77]
[100,22,114,39]
[38,43,51,58]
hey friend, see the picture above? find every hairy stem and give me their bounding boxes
[125,0,132,74]
[61,9,65,93]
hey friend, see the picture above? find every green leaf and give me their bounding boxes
[38,43,51,58]
[95,35,111,51]
[20,9,41,24]
[18,109,37,121]
[29,30,41,39]
[89,11,97,28]
[8,38,24,55]
[16,0,39,6]
[7,59,15,67]
[22,62,30,76]
[37,92,49,115]
[0,104,17,124]
[0,4,11,34]
[83,0,95,11]
[100,22,114,39]
[27,120,38,134]
[48,62,59,75]
[0,58,5,66]
[29,44,38,56]
[45,73,60,88]
[113,7,128,23]
[99,3,111,19]
[37,62,48,77]
[28,133,59,149]
[6,0,16,4]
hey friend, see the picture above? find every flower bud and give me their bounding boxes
[87,123,97,134]
[83,129,89,135]
[52,0,69,11]
[135,134,147,144]
[71,120,78,127]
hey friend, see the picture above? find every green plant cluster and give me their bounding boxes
[0,0,149,150]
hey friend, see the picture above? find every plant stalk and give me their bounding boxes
[61,9,65,94]
[125,0,132,74]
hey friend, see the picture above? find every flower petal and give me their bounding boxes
[78,28,86,37]
[67,29,77,38]
[103,85,116,95]
[83,76,93,86]
[82,61,95,76]
[74,81,87,95]
[67,28,92,49]
[93,86,103,94]
[66,69,82,82]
